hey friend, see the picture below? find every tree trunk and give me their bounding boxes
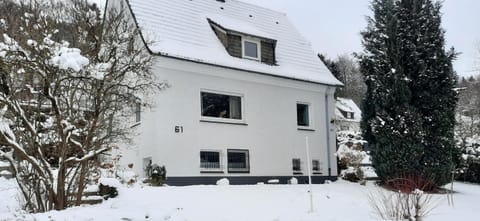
[75,162,88,206]
[55,166,66,210]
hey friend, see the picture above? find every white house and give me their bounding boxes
[335,98,362,133]
[107,0,343,185]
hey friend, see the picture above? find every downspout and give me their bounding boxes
[324,87,332,177]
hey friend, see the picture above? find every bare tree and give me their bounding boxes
[319,54,366,106]
[0,0,166,212]
[336,55,367,105]
[369,175,442,221]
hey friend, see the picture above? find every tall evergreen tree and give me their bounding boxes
[359,0,459,188]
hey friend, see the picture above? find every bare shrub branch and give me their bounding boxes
[0,0,166,212]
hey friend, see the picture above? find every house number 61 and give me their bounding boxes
[175,126,184,133]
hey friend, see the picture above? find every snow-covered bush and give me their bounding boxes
[98,178,120,199]
[369,175,440,221]
[456,135,480,183]
[336,131,368,182]
[288,177,298,185]
[117,169,137,186]
[216,178,229,186]
[267,179,280,184]
[99,148,138,186]
[145,164,166,186]
[341,166,364,183]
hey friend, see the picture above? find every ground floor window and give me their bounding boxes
[292,158,301,172]
[227,149,249,173]
[200,151,221,169]
[312,160,320,172]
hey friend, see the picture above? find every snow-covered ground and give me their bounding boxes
[1,177,480,221]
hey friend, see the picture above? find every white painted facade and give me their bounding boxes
[120,56,338,180]
[106,0,342,184]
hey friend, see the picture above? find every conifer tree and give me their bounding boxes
[359,0,459,187]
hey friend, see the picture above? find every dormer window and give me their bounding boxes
[208,18,276,65]
[242,38,260,60]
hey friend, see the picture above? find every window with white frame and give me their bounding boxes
[201,91,242,120]
[227,149,249,173]
[242,38,260,60]
[200,151,222,170]
[297,103,310,127]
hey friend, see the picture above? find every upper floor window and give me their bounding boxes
[208,18,277,65]
[242,38,260,60]
[297,103,310,127]
[201,91,242,120]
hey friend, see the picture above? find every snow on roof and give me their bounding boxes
[126,0,342,86]
[335,98,362,122]
[206,14,275,40]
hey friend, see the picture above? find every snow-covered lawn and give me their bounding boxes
[1,177,480,221]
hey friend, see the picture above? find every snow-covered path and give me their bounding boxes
[1,178,479,221]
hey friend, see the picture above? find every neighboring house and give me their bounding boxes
[335,98,362,133]
[106,0,342,185]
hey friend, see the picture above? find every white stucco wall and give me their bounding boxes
[119,56,338,178]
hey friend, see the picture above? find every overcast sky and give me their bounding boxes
[241,0,480,77]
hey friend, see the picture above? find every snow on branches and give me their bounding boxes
[0,0,166,212]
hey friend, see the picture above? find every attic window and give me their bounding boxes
[207,18,276,65]
[242,38,260,60]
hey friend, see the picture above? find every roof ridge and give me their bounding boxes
[222,0,287,17]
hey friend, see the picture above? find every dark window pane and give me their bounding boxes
[135,103,141,123]
[292,158,301,171]
[297,104,309,126]
[244,41,258,58]
[200,151,220,169]
[201,92,242,119]
[312,160,320,171]
[228,150,249,172]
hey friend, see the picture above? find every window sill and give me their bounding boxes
[228,170,250,174]
[242,56,260,61]
[293,171,303,175]
[130,122,141,128]
[200,170,225,174]
[297,127,315,132]
[313,172,323,175]
[200,119,248,126]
